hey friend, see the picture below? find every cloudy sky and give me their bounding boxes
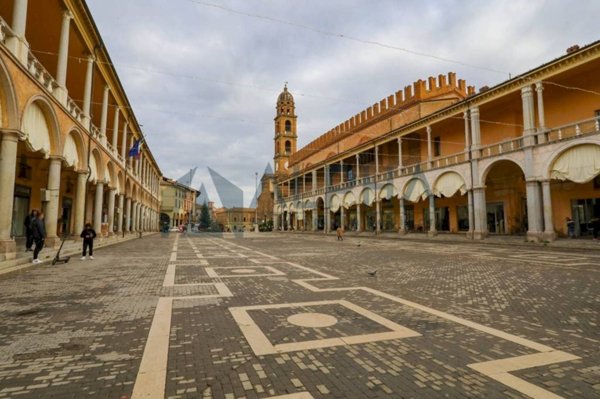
[87,0,599,206]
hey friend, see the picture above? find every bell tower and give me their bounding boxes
[274,83,297,175]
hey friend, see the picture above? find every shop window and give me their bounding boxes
[17,157,32,180]
[457,205,469,231]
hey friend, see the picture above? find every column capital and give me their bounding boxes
[48,155,65,164]
[535,81,544,91]
[0,129,21,141]
[521,85,533,96]
[62,10,73,20]
[426,125,432,134]
[469,106,479,114]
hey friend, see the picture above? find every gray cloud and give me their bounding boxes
[87,0,600,204]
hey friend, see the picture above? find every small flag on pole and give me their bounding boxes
[128,139,142,159]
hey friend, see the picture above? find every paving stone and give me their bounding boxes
[0,233,598,398]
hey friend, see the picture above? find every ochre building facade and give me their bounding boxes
[159,178,198,229]
[273,43,600,241]
[0,0,162,259]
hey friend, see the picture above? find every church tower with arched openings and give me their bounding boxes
[274,84,297,175]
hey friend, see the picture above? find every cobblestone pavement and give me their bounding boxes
[0,233,598,398]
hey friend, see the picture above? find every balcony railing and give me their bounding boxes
[477,136,523,158]
[27,52,58,93]
[66,98,84,123]
[0,17,12,44]
[544,117,599,143]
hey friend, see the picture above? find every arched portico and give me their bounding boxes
[431,171,469,233]
[545,143,600,238]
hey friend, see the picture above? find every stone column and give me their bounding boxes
[72,170,87,236]
[426,126,433,162]
[129,136,135,168]
[107,188,116,235]
[472,187,487,239]
[117,194,124,233]
[375,146,379,175]
[131,202,138,231]
[340,160,344,184]
[399,197,406,234]
[44,157,62,245]
[526,180,543,241]
[100,86,109,141]
[521,86,536,146]
[54,10,72,104]
[6,0,29,63]
[121,122,128,162]
[340,206,345,230]
[535,82,546,143]
[355,154,360,180]
[139,205,144,231]
[82,55,94,129]
[93,182,104,235]
[397,138,403,168]
[0,132,19,257]
[467,190,474,239]
[470,107,481,154]
[463,111,470,152]
[375,198,381,234]
[112,107,120,152]
[356,203,362,232]
[428,194,437,237]
[312,208,317,232]
[10,0,28,36]
[541,180,556,241]
[125,197,132,232]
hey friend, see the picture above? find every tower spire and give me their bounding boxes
[273,84,297,175]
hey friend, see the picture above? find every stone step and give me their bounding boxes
[0,233,154,276]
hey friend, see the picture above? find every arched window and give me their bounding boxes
[285,120,291,132]
[285,141,291,154]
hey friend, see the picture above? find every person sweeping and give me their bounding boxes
[80,223,97,260]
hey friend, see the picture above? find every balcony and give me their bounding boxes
[278,116,600,203]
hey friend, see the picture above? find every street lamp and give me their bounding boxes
[254,172,258,232]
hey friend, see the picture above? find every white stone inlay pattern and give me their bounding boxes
[287,312,338,328]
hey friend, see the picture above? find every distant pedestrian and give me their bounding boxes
[24,209,36,251]
[566,217,575,238]
[336,226,344,241]
[80,223,97,260]
[591,217,600,241]
[31,211,46,264]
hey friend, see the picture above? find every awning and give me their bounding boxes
[23,102,51,155]
[379,184,396,200]
[360,188,375,206]
[550,144,600,183]
[343,192,356,208]
[433,172,466,198]
[330,195,341,213]
[403,179,428,202]
[89,155,98,183]
[63,134,79,169]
